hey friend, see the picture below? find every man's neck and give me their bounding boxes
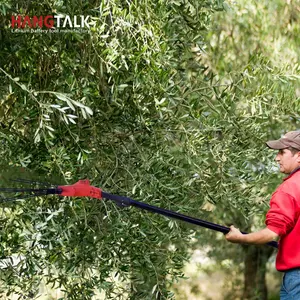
[289,166,300,176]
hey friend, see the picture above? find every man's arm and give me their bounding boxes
[225,225,279,245]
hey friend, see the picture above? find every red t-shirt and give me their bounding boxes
[266,168,300,271]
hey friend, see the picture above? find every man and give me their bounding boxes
[225,130,300,299]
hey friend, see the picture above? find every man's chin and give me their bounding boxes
[279,167,287,174]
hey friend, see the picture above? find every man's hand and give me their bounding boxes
[225,225,244,243]
[225,225,279,245]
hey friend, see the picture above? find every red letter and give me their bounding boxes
[32,16,43,28]
[44,15,54,28]
[21,16,32,28]
[11,16,21,28]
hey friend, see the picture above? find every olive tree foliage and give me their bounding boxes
[0,0,229,299]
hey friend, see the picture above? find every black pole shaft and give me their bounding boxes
[101,192,278,249]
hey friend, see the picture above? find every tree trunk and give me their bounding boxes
[242,245,274,300]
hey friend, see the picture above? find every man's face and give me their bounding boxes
[275,149,300,174]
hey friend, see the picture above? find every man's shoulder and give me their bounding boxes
[275,172,300,199]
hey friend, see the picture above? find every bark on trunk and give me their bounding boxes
[242,245,274,300]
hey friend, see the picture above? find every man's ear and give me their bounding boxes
[297,151,300,163]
